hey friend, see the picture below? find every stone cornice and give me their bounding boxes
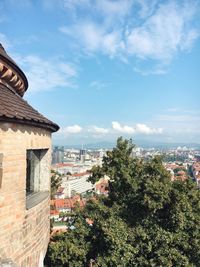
[0,59,28,97]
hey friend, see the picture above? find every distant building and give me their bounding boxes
[52,146,64,164]
[0,44,59,266]
[52,162,92,175]
[54,187,65,199]
[164,162,188,181]
[79,148,86,163]
[95,178,109,195]
[51,195,86,213]
[61,172,93,197]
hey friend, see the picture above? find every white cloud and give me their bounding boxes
[88,126,109,135]
[112,121,135,134]
[12,54,77,92]
[59,0,199,71]
[112,121,163,135]
[96,0,132,19]
[0,35,74,93]
[136,0,158,18]
[135,123,163,134]
[55,118,200,143]
[60,22,123,57]
[58,124,109,137]
[180,29,199,51]
[126,1,198,62]
[57,121,163,139]
[60,125,82,135]
[63,0,131,19]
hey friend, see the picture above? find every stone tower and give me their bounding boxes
[0,44,59,267]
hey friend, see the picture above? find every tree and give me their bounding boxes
[51,169,62,198]
[46,137,200,267]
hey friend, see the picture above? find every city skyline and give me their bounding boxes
[1,0,200,145]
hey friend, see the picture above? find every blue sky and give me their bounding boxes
[1,0,200,145]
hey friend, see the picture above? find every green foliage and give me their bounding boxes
[46,137,200,267]
[163,154,188,163]
[187,164,193,179]
[59,212,68,218]
[51,169,62,198]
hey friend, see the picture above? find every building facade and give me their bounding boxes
[0,44,59,266]
[61,173,93,198]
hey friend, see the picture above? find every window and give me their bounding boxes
[26,149,49,209]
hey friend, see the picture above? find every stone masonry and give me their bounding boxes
[0,123,52,266]
[0,43,59,267]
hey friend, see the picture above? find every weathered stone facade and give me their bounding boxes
[0,45,59,266]
[0,124,51,266]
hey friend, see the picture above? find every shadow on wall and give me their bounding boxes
[0,123,49,137]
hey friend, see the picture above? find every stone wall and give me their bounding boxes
[0,122,52,267]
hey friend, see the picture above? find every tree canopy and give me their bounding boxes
[46,137,200,267]
[51,169,62,198]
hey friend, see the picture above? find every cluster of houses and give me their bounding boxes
[50,195,86,220]
[50,177,109,222]
[164,162,188,181]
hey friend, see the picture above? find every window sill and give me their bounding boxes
[26,191,49,210]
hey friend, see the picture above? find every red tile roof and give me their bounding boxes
[52,197,86,209]
[50,210,59,216]
[53,163,74,168]
[72,172,89,177]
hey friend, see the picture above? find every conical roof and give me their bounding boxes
[0,44,59,132]
[0,44,17,65]
[0,43,28,96]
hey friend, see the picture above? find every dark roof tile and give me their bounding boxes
[0,83,59,132]
[0,44,17,66]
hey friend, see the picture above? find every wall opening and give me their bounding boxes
[26,149,50,209]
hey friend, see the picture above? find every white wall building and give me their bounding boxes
[62,174,94,197]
